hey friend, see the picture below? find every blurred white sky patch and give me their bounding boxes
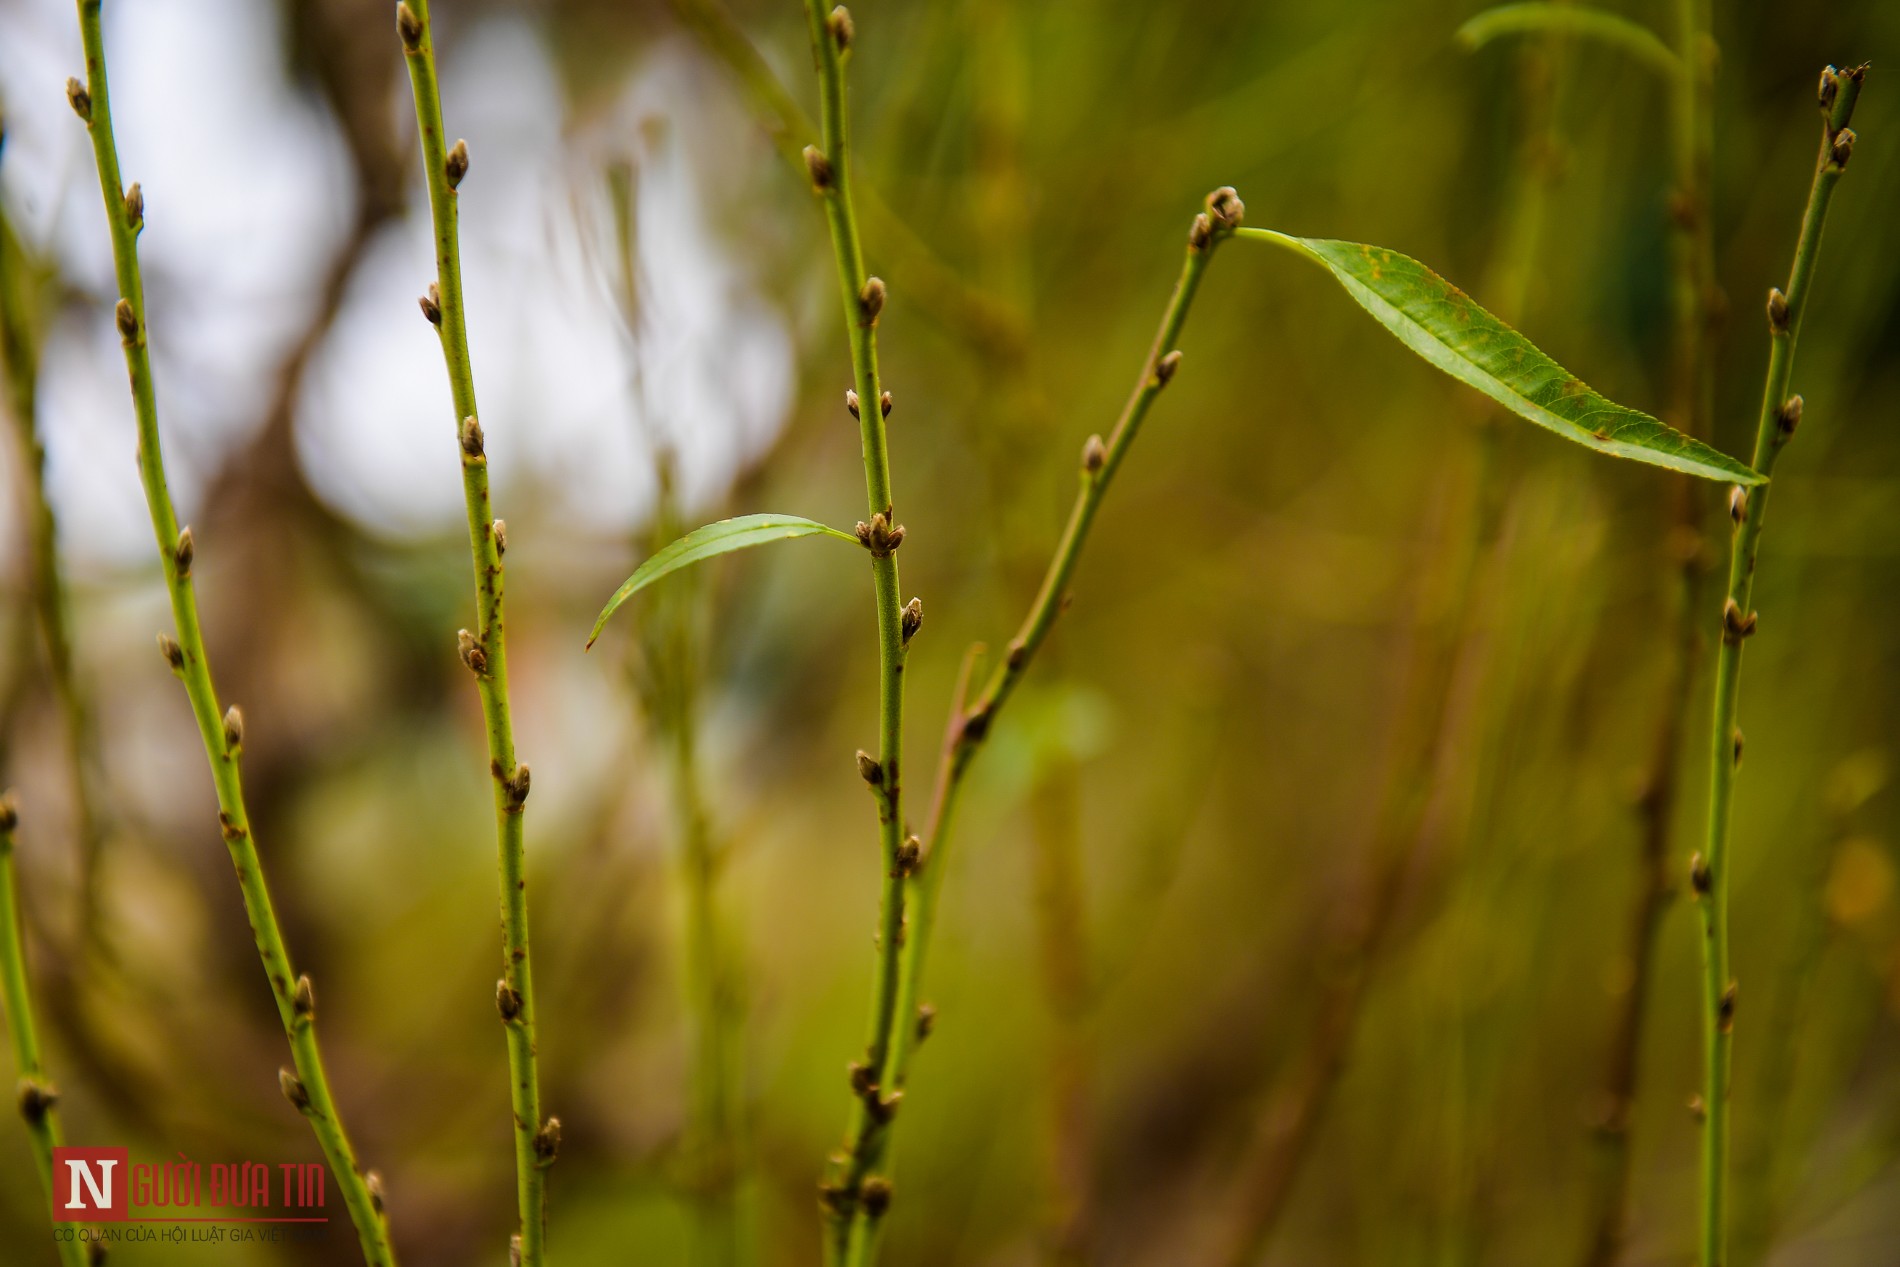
[298,18,794,540]
[0,0,353,568]
[1,1,791,558]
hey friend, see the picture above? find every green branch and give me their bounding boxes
[795,7,916,1264]
[1694,63,1864,1267]
[394,4,555,1263]
[0,796,87,1267]
[64,5,395,1261]
[1456,3,1680,81]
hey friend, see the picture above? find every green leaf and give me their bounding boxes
[1456,4,1680,81]
[587,513,858,647]
[1235,230,1765,485]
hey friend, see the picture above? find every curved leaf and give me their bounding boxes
[1456,4,1680,81]
[588,513,858,647]
[1235,229,1764,485]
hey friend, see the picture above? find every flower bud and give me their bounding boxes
[827,5,854,52]
[859,277,886,325]
[279,1068,311,1113]
[1830,127,1856,169]
[1205,185,1244,231]
[880,390,893,418]
[1082,434,1107,474]
[123,182,144,229]
[366,1171,386,1215]
[496,979,523,1022]
[533,1116,562,1164]
[396,2,423,50]
[158,633,185,671]
[460,415,485,457]
[222,705,244,753]
[856,750,883,785]
[115,299,138,343]
[419,283,442,325]
[1766,287,1789,333]
[445,139,470,189]
[804,145,834,192]
[174,527,195,577]
[1153,349,1182,387]
[900,597,922,645]
[65,78,91,122]
[293,974,315,1019]
[846,389,861,419]
[1188,213,1212,251]
[1777,395,1803,436]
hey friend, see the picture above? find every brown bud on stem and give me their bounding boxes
[222,705,244,753]
[158,633,185,671]
[892,835,921,878]
[1819,66,1841,114]
[533,1117,562,1164]
[1777,395,1803,437]
[1732,728,1745,765]
[1717,982,1738,1032]
[1188,213,1212,252]
[419,284,442,325]
[396,2,423,50]
[859,277,886,325]
[1766,287,1789,333]
[496,979,524,1022]
[1153,349,1182,387]
[1082,434,1107,474]
[18,1078,57,1124]
[279,1068,311,1113]
[860,1176,893,1218]
[293,974,316,1020]
[505,764,532,809]
[366,1171,386,1215]
[915,1003,937,1043]
[900,597,923,645]
[1830,127,1856,169]
[445,139,470,189]
[124,182,144,229]
[492,519,507,555]
[460,415,485,457]
[827,5,855,52]
[1689,852,1711,896]
[1728,486,1748,525]
[846,389,861,419]
[856,750,883,786]
[174,527,195,577]
[1721,599,1757,643]
[880,390,893,418]
[458,628,488,676]
[115,299,138,344]
[66,78,91,122]
[803,145,834,192]
[1205,186,1244,231]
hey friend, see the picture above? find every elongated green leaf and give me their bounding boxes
[588,513,858,647]
[1236,230,1765,485]
[1456,4,1680,81]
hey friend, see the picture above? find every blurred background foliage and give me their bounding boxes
[0,0,1896,1263]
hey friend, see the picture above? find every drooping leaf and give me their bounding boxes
[588,513,858,647]
[1456,4,1681,80]
[1236,230,1764,485]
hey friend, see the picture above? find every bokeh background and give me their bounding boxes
[0,0,1897,1263]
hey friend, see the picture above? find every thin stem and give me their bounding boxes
[393,5,552,1262]
[1696,65,1863,1267]
[1579,6,1715,1262]
[831,194,1242,1267]
[0,178,109,952]
[797,7,911,1264]
[0,797,87,1267]
[64,4,393,1260]
[664,0,1026,357]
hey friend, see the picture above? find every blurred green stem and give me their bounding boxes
[665,0,1026,357]
[856,193,1240,1261]
[395,4,552,1261]
[0,169,109,953]
[1579,5,1715,1262]
[798,7,912,1264]
[65,5,394,1260]
[1695,65,1863,1267]
[0,796,87,1267]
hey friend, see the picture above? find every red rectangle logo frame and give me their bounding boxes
[51,1147,129,1222]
